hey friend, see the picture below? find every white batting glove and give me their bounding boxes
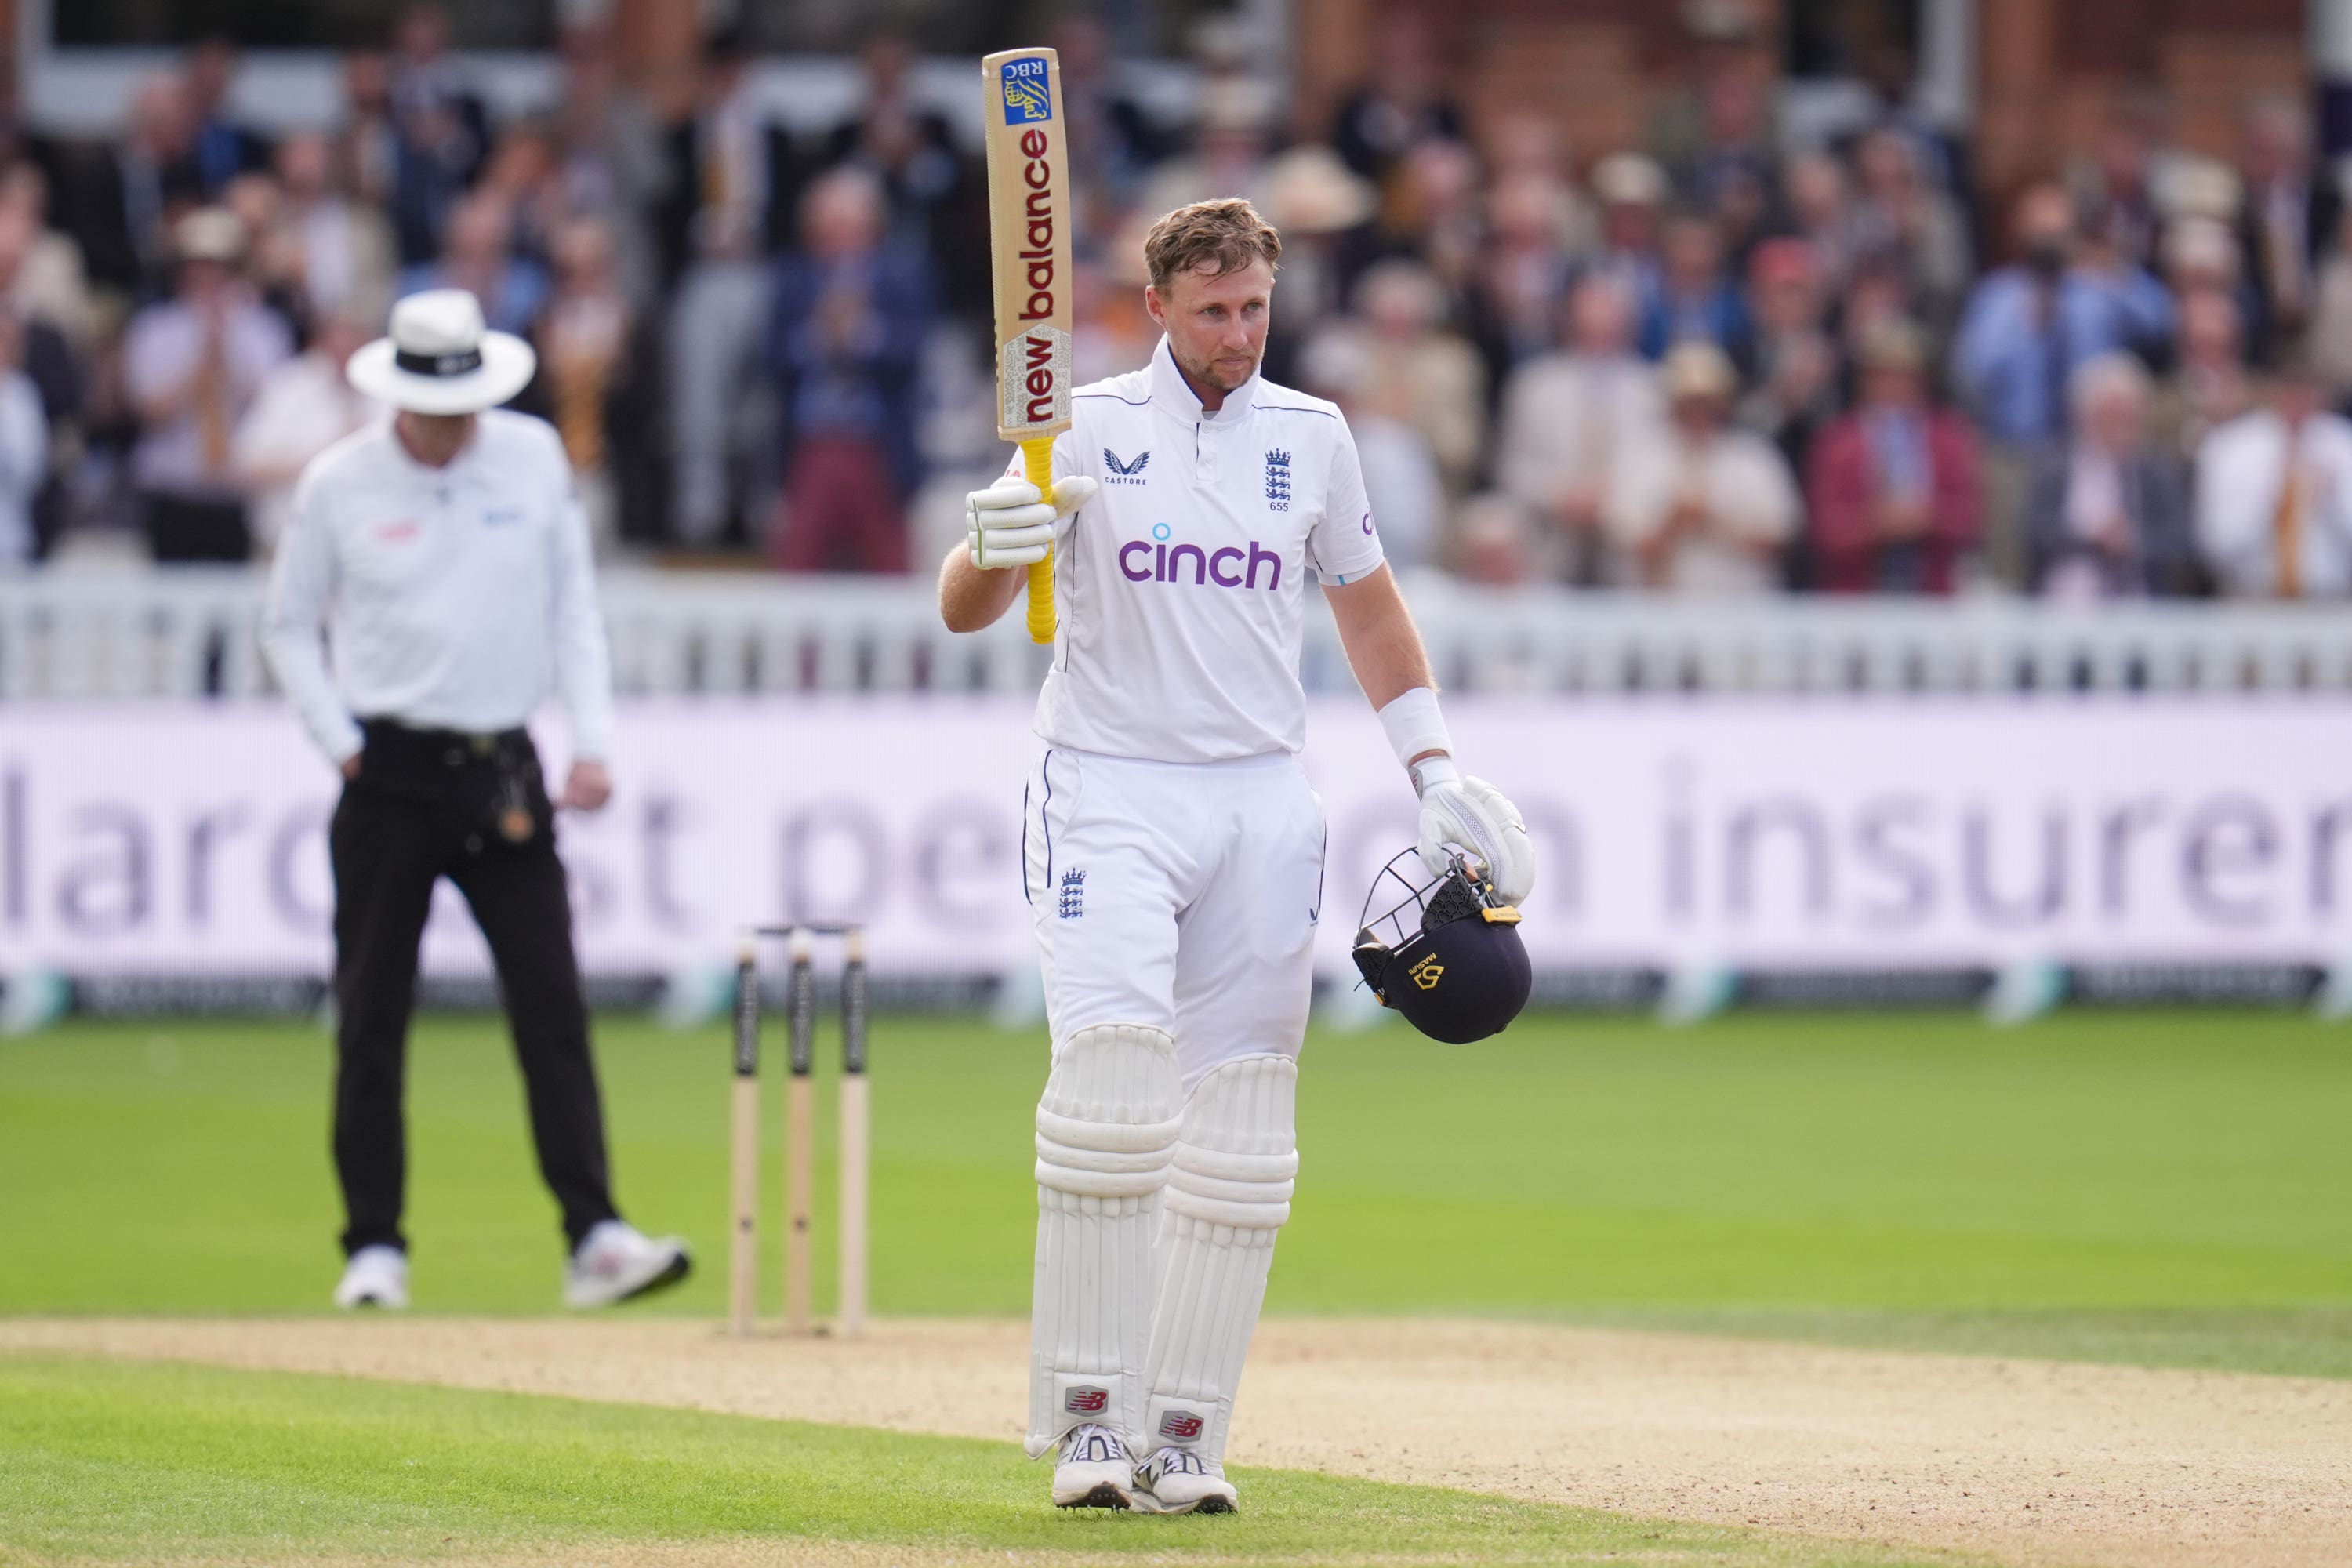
[1413,758,1535,906]
[965,475,1098,570]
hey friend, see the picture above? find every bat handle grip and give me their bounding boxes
[1021,437,1056,646]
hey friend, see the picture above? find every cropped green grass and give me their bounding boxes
[0,1355,1939,1567]
[2,1009,2347,1374]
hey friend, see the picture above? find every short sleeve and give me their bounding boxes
[1307,416,1386,585]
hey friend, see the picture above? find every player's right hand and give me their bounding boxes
[965,475,1098,569]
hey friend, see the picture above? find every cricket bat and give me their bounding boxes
[981,47,1073,646]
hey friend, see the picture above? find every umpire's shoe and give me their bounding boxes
[563,1221,691,1308]
[1053,1423,1136,1509]
[1132,1445,1238,1515]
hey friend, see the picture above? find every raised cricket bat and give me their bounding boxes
[981,47,1073,646]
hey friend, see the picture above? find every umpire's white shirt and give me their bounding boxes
[261,410,614,766]
[1031,336,1386,764]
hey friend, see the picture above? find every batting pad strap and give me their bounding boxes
[1036,1107,1185,1154]
[1377,685,1452,773]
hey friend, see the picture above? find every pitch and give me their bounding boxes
[3,1007,2347,1566]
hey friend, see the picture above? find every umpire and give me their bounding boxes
[262,289,688,1312]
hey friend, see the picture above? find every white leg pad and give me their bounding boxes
[1025,1022,1181,1458]
[1142,1053,1298,1475]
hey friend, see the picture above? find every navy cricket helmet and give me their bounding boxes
[1351,848,1531,1043]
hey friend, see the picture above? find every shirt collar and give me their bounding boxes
[1149,335,1259,423]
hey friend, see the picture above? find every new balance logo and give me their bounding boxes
[1157,1411,1204,1441]
[1103,448,1150,485]
[1065,1386,1109,1414]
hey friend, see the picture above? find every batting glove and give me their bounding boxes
[966,475,1098,570]
[1414,758,1535,906]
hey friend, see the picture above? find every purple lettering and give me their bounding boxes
[1120,541,1152,580]
[1246,542,1283,591]
[1209,546,1243,587]
[1168,543,1207,585]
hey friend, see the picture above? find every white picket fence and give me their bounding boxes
[5,564,2352,700]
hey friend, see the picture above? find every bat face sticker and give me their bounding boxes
[1000,59,1054,122]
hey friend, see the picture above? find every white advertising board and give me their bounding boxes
[5,696,2352,976]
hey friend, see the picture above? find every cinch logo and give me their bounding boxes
[1000,58,1053,124]
[1158,1411,1204,1441]
[1119,534,1283,591]
[1409,953,1444,990]
[1065,1386,1109,1414]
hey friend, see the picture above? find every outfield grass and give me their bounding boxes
[2,1008,2347,1374]
[0,1355,1938,1567]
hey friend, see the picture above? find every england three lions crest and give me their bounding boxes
[1264,448,1291,512]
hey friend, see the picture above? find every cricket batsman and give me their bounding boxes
[937,198,1537,1513]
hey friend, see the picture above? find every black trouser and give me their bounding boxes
[329,720,619,1258]
[141,490,252,562]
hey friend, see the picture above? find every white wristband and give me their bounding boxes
[1377,686,1452,772]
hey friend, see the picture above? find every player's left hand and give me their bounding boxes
[966,475,1099,569]
[1417,769,1534,905]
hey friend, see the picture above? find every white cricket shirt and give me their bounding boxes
[1028,336,1385,764]
[261,410,615,765]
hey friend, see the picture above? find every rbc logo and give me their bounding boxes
[1000,59,1053,124]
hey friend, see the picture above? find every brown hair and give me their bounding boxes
[1142,198,1282,292]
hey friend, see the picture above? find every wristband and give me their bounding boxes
[1377,685,1452,773]
[1408,754,1460,798]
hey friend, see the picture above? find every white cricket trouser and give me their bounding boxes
[1022,746,1325,1081]
[1021,745,1323,1465]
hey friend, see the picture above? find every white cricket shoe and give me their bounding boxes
[1052,1423,1136,1509]
[333,1245,409,1310]
[1132,1445,1237,1515]
[562,1220,691,1308]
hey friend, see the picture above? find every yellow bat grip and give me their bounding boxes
[1021,437,1056,645]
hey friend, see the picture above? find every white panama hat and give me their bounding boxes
[347,289,536,416]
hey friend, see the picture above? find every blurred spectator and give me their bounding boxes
[1606,341,1798,592]
[2026,352,2194,600]
[1953,183,2173,583]
[397,190,546,336]
[547,29,666,309]
[1496,273,1663,585]
[1378,138,1483,304]
[122,208,291,561]
[0,310,49,570]
[0,162,97,350]
[1139,79,1277,232]
[1680,69,1777,256]
[1301,330,1441,573]
[477,121,565,270]
[1849,128,1969,333]
[1072,238,1160,387]
[1454,492,1538,587]
[185,39,270,196]
[662,27,782,544]
[0,206,86,556]
[525,216,660,549]
[1330,7,1465,181]
[1642,209,1750,367]
[384,4,491,267]
[1806,321,1980,594]
[2153,289,2253,462]
[60,71,197,299]
[2195,345,2352,598]
[2071,108,2166,269]
[1647,7,1775,193]
[2235,95,2332,363]
[766,169,931,573]
[1470,172,1583,390]
[1586,154,1668,310]
[267,131,397,332]
[2158,216,2251,329]
[338,51,400,211]
[2306,206,2352,401]
[231,312,381,554]
[1051,16,1173,212]
[1258,143,1378,341]
[813,34,976,314]
[1316,259,1484,498]
[1739,238,1839,474]
[1780,151,1860,292]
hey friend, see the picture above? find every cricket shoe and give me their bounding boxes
[1131,1445,1237,1515]
[1052,1423,1137,1509]
[563,1221,691,1308]
[333,1245,409,1310]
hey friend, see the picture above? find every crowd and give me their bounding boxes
[1,4,2348,602]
